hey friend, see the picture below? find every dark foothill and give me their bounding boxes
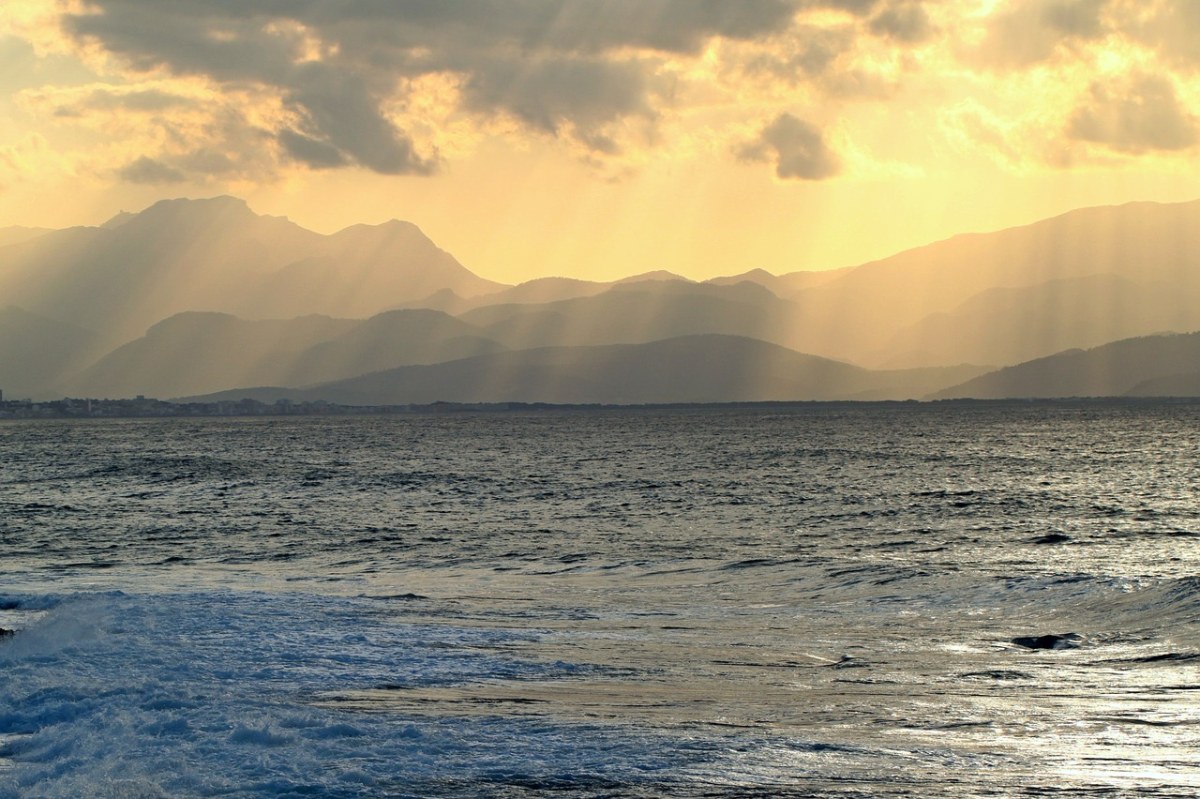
[0,628,14,639]
[1030,533,1071,545]
[1012,633,1082,650]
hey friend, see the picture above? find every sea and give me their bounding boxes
[1,402,1198,798]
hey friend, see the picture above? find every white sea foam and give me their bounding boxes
[0,590,698,797]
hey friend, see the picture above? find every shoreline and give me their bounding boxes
[4,395,1200,420]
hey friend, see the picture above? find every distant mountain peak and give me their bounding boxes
[119,196,260,230]
[615,270,693,285]
[190,194,248,209]
[381,218,420,230]
[736,268,776,280]
[144,195,250,213]
[100,211,136,230]
[330,218,425,242]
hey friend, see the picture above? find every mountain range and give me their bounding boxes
[932,331,1200,399]
[0,196,500,355]
[3,195,1200,404]
[185,335,983,406]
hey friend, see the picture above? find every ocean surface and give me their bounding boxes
[2,403,1199,798]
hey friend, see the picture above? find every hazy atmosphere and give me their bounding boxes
[5,2,1200,405]
[3,0,1199,283]
[3,4,1200,799]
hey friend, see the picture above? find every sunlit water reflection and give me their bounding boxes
[1,403,1198,797]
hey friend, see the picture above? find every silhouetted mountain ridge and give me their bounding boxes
[787,199,1200,366]
[460,280,801,352]
[876,274,1192,368]
[7,195,1200,402]
[0,196,503,354]
[67,309,507,400]
[183,335,986,405]
[931,331,1200,399]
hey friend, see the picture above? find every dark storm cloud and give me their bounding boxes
[62,0,805,173]
[284,64,435,175]
[742,1,935,100]
[82,88,193,113]
[738,113,840,180]
[282,0,801,56]
[1067,74,1198,153]
[1040,0,1109,38]
[868,2,934,44]
[975,0,1111,67]
[116,156,187,184]
[278,130,350,170]
[1127,2,1200,69]
[745,25,855,83]
[809,0,882,15]
[972,0,1200,72]
[47,88,192,119]
[460,57,652,135]
[63,6,298,82]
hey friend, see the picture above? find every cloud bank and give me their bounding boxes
[2,0,1196,188]
[59,0,802,177]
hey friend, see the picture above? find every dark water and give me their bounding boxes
[1,404,1198,797]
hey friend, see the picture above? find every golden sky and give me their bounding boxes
[1,0,1198,283]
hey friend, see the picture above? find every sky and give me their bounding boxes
[1,0,1198,284]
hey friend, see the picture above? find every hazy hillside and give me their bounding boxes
[187,335,985,406]
[9,195,1200,403]
[418,273,703,316]
[878,274,1195,368]
[67,309,509,399]
[614,270,691,285]
[1126,372,1200,396]
[0,227,52,247]
[931,331,1200,399]
[424,199,1200,370]
[280,309,506,388]
[707,266,853,294]
[249,220,502,319]
[461,280,804,352]
[787,200,1200,366]
[479,277,610,306]
[0,226,113,328]
[0,306,95,399]
[67,312,359,400]
[0,196,504,352]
